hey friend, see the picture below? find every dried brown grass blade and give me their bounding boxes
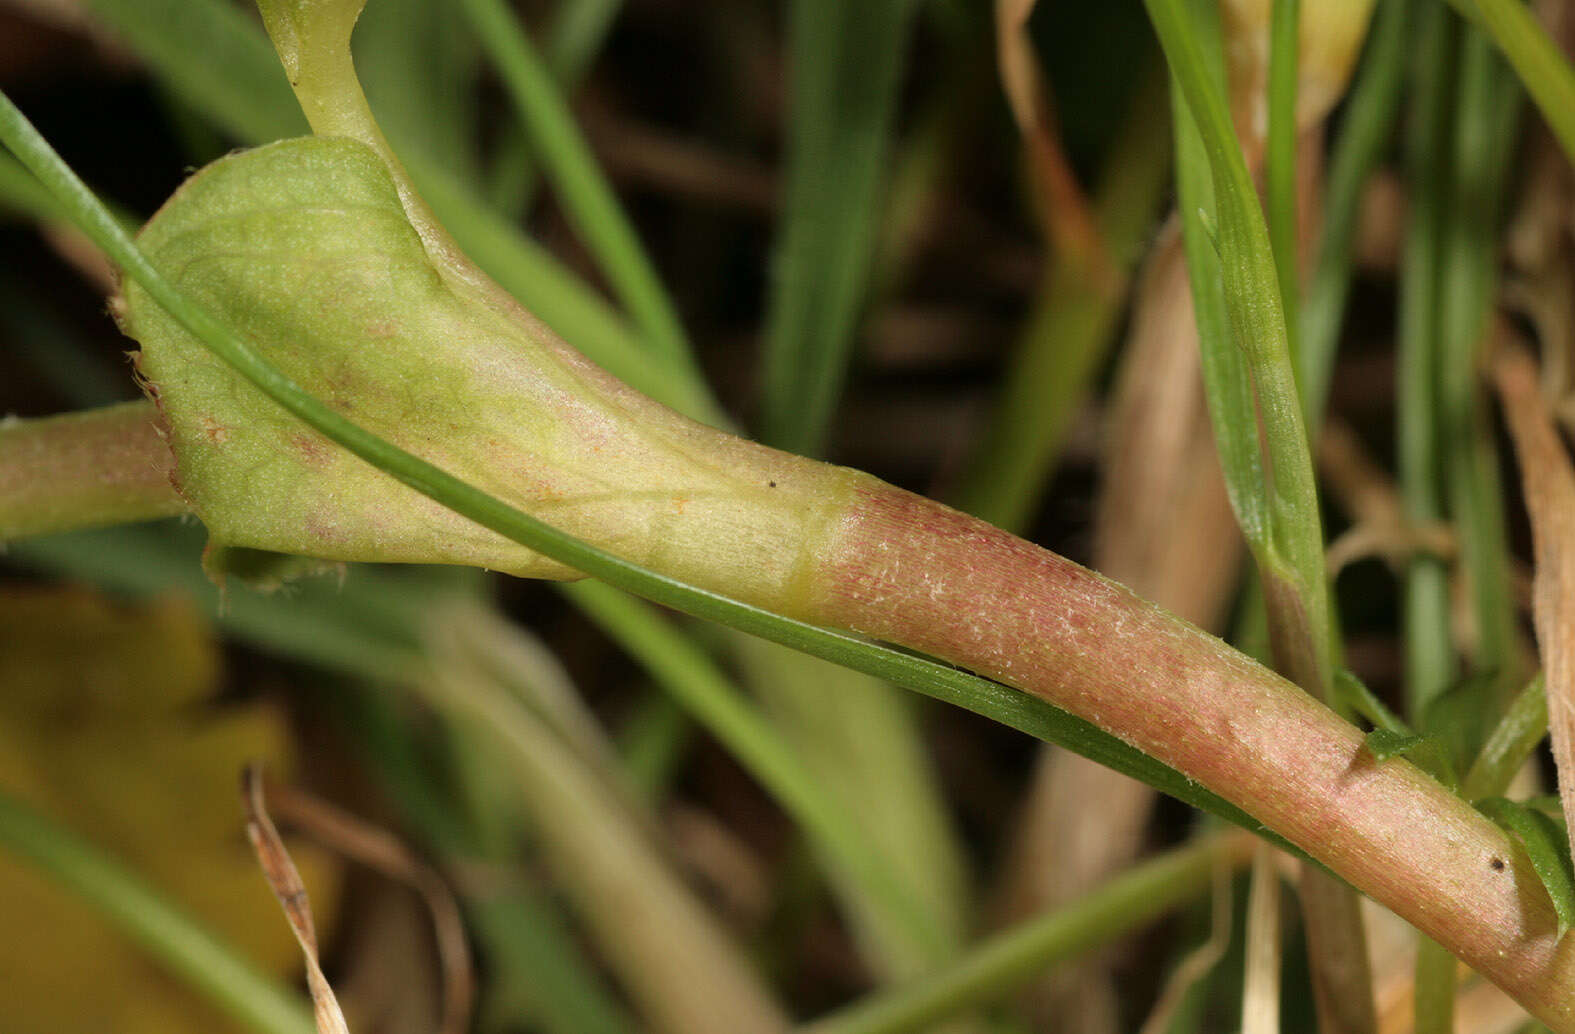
[1242,846,1284,1034]
[259,776,475,1034]
[242,763,350,1034]
[1319,419,1456,575]
[994,0,1104,266]
[1494,344,1575,857]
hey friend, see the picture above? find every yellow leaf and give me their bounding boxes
[0,586,338,1034]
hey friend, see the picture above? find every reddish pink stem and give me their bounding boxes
[808,483,1575,1030]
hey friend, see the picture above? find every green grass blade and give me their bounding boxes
[1397,2,1457,717]
[0,147,66,222]
[953,66,1172,533]
[1265,0,1301,402]
[1147,0,1334,700]
[1461,0,1575,163]
[801,832,1251,1034]
[456,0,694,368]
[1154,4,1376,1025]
[563,579,953,967]
[736,0,977,983]
[615,691,690,800]
[81,0,305,142]
[760,0,921,457]
[0,86,1295,855]
[1169,10,1269,553]
[1464,674,1550,802]
[1414,938,1458,1034]
[468,896,638,1034]
[485,0,627,217]
[355,0,481,191]
[543,0,625,81]
[420,638,788,1033]
[1438,27,1521,706]
[731,636,973,979]
[7,522,432,683]
[1300,0,1407,425]
[0,788,315,1034]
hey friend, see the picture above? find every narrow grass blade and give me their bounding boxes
[1264,0,1301,389]
[731,634,972,980]
[1240,845,1282,1034]
[456,0,694,368]
[562,579,955,968]
[1414,936,1459,1034]
[1460,0,1575,164]
[1464,674,1550,802]
[80,0,306,143]
[1438,28,1522,712]
[419,626,789,1034]
[485,0,626,217]
[1397,1,1458,716]
[0,147,67,222]
[1300,0,1406,424]
[800,832,1255,1034]
[1149,0,1334,698]
[1153,4,1377,1028]
[760,0,921,457]
[355,0,481,191]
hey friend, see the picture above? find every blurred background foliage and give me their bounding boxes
[0,0,1572,1032]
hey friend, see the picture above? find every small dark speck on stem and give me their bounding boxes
[768,481,777,488]
[1490,857,1505,872]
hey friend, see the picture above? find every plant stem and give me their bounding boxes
[0,402,185,539]
[809,485,1571,1029]
[9,84,1575,1029]
[0,787,315,1034]
[800,831,1255,1034]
